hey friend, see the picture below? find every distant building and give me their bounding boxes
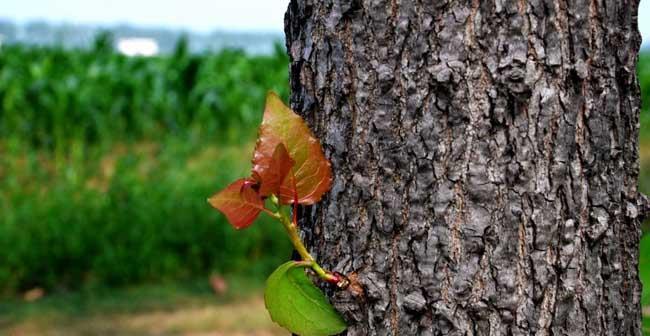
[117,37,159,57]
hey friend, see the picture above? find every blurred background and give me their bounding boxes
[0,1,649,335]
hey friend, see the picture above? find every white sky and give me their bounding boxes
[641,0,650,46]
[0,0,290,33]
[1,0,649,44]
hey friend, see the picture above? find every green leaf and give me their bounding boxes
[265,261,347,336]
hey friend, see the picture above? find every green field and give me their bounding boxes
[0,38,293,295]
[1,38,650,334]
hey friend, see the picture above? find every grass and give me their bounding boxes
[0,276,287,336]
[0,134,292,335]
[0,138,292,295]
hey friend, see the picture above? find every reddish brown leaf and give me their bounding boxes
[208,178,264,229]
[252,142,295,197]
[258,92,332,205]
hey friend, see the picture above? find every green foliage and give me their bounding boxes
[641,234,650,309]
[639,53,650,143]
[0,139,292,294]
[0,39,292,296]
[0,41,290,149]
[264,262,347,336]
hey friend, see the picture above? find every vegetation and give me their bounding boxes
[0,38,292,295]
[0,275,285,335]
[0,35,289,147]
[640,54,650,144]
[209,93,346,335]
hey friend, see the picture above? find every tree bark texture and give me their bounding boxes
[285,1,644,335]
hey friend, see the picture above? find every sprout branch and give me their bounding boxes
[268,195,348,288]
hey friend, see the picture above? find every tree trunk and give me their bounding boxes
[284,1,645,335]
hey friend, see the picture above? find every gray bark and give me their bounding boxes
[284,1,645,335]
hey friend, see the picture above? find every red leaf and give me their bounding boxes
[253,142,295,197]
[208,178,264,229]
[258,92,332,205]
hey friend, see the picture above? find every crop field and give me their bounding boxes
[0,40,293,295]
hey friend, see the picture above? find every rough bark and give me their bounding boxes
[284,1,644,335]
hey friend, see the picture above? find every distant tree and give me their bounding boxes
[92,31,114,54]
[285,0,646,334]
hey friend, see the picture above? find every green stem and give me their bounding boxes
[270,195,339,284]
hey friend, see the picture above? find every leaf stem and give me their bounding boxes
[270,195,341,285]
[260,206,281,219]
